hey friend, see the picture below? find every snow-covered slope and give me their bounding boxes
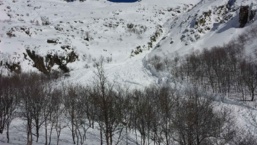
[1,0,256,85]
[149,0,257,57]
[0,0,201,87]
[1,0,257,144]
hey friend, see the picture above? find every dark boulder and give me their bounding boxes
[47,38,58,44]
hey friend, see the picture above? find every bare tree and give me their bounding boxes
[71,85,94,145]
[0,75,19,143]
[91,59,125,145]
[20,74,38,145]
[239,60,257,101]
[50,88,67,145]
[41,83,62,145]
[129,89,152,145]
[171,87,234,145]
[63,84,78,144]
[156,86,177,145]
[19,73,50,145]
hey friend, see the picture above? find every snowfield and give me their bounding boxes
[1,0,257,144]
[0,0,200,82]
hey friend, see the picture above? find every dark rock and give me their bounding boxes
[250,10,256,21]
[47,39,58,44]
[127,23,134,29]
[239,6,249,28]
[161,36,167,40]
[150,36,156,42]
[5,62,21,74]
[54,25,63,31]
[66,51,78,63]
[180,35,186,41]
[148,42,153,48]
[61,45,72,50]
[84,37,89,41]
[6,30,15,37]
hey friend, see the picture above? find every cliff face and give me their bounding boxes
[239,5,256,28]
[239,6,249,28]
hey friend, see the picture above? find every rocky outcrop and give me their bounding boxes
[26,50,49,74]
[5,63,21,74]
[0,60,21,74]
[239,5,256,28]
[131,25,163,56]
[239,6,250,28]
[26,49,78,75]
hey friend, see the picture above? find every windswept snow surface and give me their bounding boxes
[1,0,257,144]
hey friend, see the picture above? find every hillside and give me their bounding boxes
[0,0,200,88]
[1,0,257,144]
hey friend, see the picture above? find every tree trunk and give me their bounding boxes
[0,127,3,134]
[27,120,33,145]
[36,122,40,142]
[48,123,54,145]
[126,126,128,145]
[57,128,61,145]
[75,126,79,145]
[251,89,254,101]
[45,120,48,145]
[71,117,76,144]
[6,122,10,143]
[105,129,109,145]
[110,131,113,145]
[165,124,169,145]
[100,127,103,145]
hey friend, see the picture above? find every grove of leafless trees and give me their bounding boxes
[0,63,255,145]
[1,26,257,145]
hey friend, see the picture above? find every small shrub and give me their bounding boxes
[149,55,164,71]
[41,16,50,25]
[6,30,15,38]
